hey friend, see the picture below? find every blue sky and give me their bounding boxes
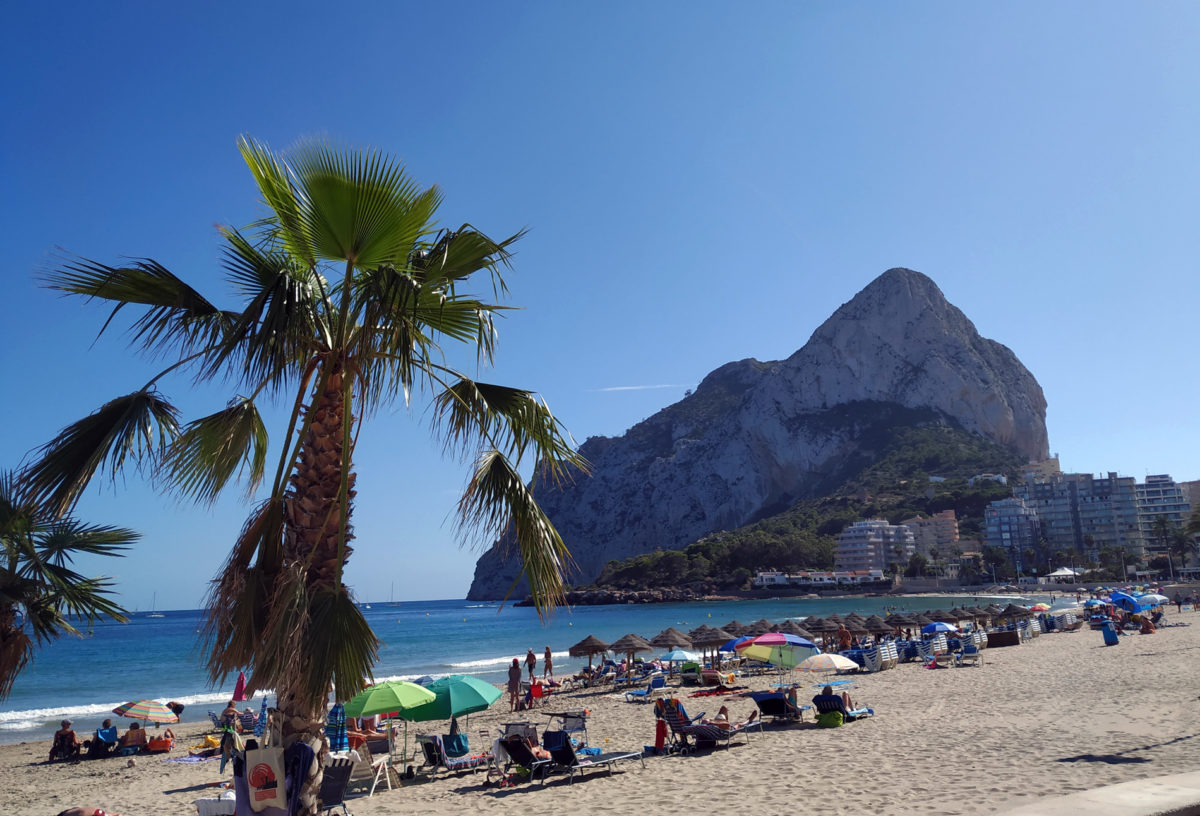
[2,3,1198,608]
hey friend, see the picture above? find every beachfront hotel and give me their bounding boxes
[834,520,916,573]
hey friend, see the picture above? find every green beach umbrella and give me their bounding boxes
[399,675,502,723]
[343,681,435,719]
[343,680,435,760]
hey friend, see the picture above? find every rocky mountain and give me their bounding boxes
[466,267,1048,600]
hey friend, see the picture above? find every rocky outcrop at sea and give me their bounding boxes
[469,268,1049,600]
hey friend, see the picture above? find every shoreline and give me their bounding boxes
[7,606,1200,815]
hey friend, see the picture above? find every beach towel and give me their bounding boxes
[817,711,843,728]
[325,703,348,752]
[254,697,268,739]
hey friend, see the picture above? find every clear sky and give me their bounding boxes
[2,3,1198,609]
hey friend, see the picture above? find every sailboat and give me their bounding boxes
[146,592,165,618]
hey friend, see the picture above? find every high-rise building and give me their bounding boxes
[984,497,1041,559]
[1013,472,1142,558]
[834,520,915,572]
[900,510,960,558]
[1020,456,1061,482]
[1136,475,1192,553]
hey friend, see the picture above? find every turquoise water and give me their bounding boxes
[1,592,1057,745]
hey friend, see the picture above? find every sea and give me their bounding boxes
[1,591,1066,746]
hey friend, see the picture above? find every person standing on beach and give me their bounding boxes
[525,648,537,680]
[543,646,553,680]
[507,658,522,712]
[1174,592,1183,613]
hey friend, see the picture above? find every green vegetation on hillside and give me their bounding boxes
[592,407,1024,591]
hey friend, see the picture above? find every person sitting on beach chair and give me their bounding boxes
[812,685,874,723]
[116,722,147,756]
[83,719,119,759]
[701,705,758,731]
[49,719,81,762]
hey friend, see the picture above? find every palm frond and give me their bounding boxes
[457,449,572,619]
[432,379,587,484]
[159,398,268,504]
[288,140,443,269]
[238,136,315,267]
[34,519,138,563]
[202,498,284,681]
[414,226,524,294]
[202,228,324,392]
[43,257,233,358]
[24,392,180,517]
[306,587,377,707]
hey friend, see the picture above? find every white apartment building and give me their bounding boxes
[834,520,916,572]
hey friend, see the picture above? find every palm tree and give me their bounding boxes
[1151,515,1176,579]
[0,471,134,698]
[25,137,584,811]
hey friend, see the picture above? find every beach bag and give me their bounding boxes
[245,745,287,812]
[817,710,843,728]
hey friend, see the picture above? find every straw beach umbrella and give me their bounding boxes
[568,635,610,669]
[650,627,693,650]
[775,619,815,639]
[609,633,654,680]
[722,620,748,636]
[692,626,733,666]
[864,615,892,636]
[748,618,776,636]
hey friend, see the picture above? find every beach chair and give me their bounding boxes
[655,697,754,752]
[542,730,643,784]
[318,757,355,816]
[415,734,492,778]
[84,726,119,759]
[861,647,883,672]
[48,731,81,762]
[501,734,557,784]
[499,721,538,745]
[208,711,226,732]
[749,691,809,723]
[624,674,667,703]
[954,643,983,667]
[545,710,588,747]
[811,694,874,723]
[679,662,702,686]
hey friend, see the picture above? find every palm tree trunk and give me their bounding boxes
[278,365,358,815]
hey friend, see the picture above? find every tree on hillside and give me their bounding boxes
[0,472,134,698]
[25,138,583,812]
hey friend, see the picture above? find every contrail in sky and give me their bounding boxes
[592,384,690,392]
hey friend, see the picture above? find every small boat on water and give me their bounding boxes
[147,592,165,618]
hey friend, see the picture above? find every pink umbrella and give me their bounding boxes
[233,671,248,702]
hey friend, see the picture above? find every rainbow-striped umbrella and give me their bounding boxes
[112,699,179,724]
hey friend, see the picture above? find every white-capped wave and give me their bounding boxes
[448,650,569,670]
[0,688,277,732]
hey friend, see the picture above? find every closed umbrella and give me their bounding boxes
[232,670,248,702]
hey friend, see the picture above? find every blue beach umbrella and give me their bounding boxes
[659,649,700,663]
[720,636,755,653]
[921,621,959,635]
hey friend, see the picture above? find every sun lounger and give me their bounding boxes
[542,730,643,784]
[811,694,874,722]
[954,643,983,667]
[654,697,757,752]
[318,757,355,816]
[416,733,492,778]
[501,734,557,784]
[750,691,810,723]
[624,674,666,703]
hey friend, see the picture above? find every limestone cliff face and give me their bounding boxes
[466,268,1048,600]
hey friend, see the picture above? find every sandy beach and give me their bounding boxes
[9,612,1200,816]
